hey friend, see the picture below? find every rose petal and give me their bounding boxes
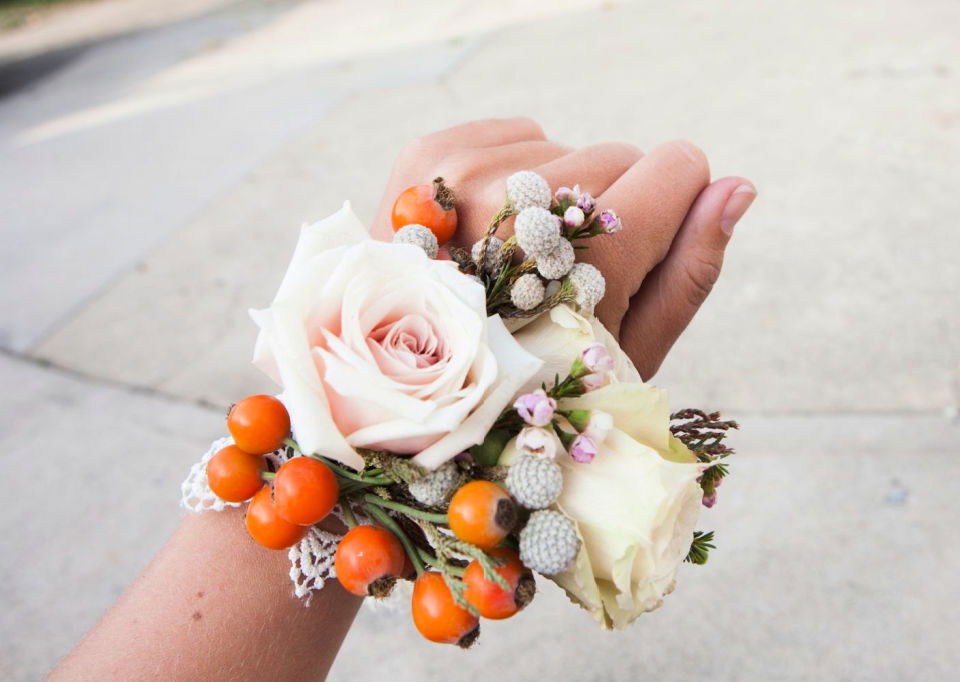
[249,305,362,470]
[413,315,543,469]
[560,383,673,455]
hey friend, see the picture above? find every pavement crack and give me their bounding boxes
[0,346,223,414]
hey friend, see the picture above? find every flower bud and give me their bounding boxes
[570,434,597,463]
[507,170,552,210]
[598,209,622,234]
[555,186,575,202]
[393,224,439,258]
[563,206,585,228]
[702,491,718,508]
[515,206,562,258]
[583,410,613,445]
[580,342,615,373]
[471,236,505,274]
[510,273,546,311]
[581,372,609,392]
[567,263,606,311]
[576,192,596,214]
[514,389,557,427]
[516,426,558,459]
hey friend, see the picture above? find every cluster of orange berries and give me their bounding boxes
[206,395,339,549]
[334,492,532,648]
[334,479,532,647]
[411,481,533,647]
[206,394,533,648]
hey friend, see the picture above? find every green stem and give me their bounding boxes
[364,504,425,576]
[337,479,383,496]
[477,204,516,280]
[339,499,358,528]
[313,457,393,485]
[283,437,301,453]
[362,494,448,524]
[417,547,465,577]
[261,471,276,482]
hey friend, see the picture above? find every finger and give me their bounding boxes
[619,177,757,379]
[479,142,642,249]
[528,142,644,197]
[586,140,711,335]
[372,119,549,238]
[441,141,573,244]
[418,117,546,152]
[437,140,573,189]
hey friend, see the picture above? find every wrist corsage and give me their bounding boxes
[181,171,737,646]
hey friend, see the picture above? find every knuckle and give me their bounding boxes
[668,139,710,183]
[507,116,546,139]
[398,136,440,165]
[481,178,507,209]
[595,141,644,165]
[433,150,479,185]
[680,250,722,308]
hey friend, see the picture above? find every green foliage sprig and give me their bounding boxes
[684,531,715,565]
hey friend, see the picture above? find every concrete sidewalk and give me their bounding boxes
[1,0,958,679]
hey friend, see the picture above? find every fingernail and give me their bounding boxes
[720,184,757,236]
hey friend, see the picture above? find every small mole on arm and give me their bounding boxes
[196,591,205,598]
[192,611,203,621]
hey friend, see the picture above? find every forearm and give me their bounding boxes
[50,510,361,681]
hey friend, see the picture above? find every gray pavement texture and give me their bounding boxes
[0,0,958,680]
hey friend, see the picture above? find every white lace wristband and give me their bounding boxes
[181,438,341,602]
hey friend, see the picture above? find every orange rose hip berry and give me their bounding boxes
[463,547,535,620]
[411,572,480,647]
[447,480,517,550]
[334,525,407,597]
[391,178,458,246]
[227,395,290,455]
[206,445,265,502]
[245,485,307,550]
[272,457,339,526]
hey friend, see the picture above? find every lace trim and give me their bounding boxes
[182,440,408,611]
[182,439,343,601]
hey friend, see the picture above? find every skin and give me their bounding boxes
[49,118,755,681]
[370,117,756,378]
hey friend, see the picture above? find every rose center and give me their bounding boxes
[368,313,446,371]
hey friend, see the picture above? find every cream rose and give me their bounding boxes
[505,305,705,629]
[511,304,642,390]
[250,203,542,471]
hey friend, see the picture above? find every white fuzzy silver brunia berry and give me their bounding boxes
[506,453,563,510]
[519,510,580,575]
[536,238,575,280]
[510,273,546,311]
[507,170,552,211]
[408,461,459,507]
[566,262,606,311]
[393,224,438,259]
[514,206,561,258]
[471,236,505,274]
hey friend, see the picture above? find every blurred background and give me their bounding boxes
[1,0,958,679]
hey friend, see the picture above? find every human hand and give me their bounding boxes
[370,118,756,379]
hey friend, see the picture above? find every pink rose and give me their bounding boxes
[250,203,542,470]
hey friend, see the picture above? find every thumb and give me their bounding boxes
[619,177,757,379]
